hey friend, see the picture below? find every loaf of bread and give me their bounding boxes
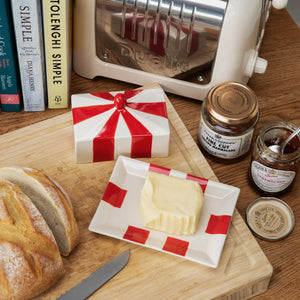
[0,167,79,257]
[0,180,64,300]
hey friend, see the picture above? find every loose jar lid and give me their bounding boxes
[246,197,295,241]
[206,82,259,126]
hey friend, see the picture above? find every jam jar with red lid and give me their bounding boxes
[198,81,259,159]
[250,120,300,196]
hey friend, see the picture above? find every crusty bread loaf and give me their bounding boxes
[0,180,64,300]
[0,167,79,257]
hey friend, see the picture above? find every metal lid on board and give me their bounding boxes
[246,197,295,241]
[206,81,259,126]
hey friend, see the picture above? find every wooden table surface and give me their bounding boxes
[1,7,299,300]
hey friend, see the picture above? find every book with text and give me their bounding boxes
[43,0,72,108]
[11,0,46,111]
[0,0,22,111]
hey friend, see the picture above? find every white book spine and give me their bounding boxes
[11,0,46,111]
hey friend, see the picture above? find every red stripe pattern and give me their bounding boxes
[102,182,127,208]
[149,163,208,192]
[186,174,208,193]
[149,163,171,175]
[72,89,168,162]
[123,226,150,244]
[163,237,189,256]
[205,215,232,235]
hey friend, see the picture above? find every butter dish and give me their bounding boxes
[89,156,240,268]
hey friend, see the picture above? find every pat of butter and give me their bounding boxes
[139,171,204,235]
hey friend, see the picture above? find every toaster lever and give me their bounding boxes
[245,50,267,77]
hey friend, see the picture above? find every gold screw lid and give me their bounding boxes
[206,82,259,126]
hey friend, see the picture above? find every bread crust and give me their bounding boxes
[0,181,64,300]
[0,167,79,256]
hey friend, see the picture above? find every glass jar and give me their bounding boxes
[198,81,259,159]
[250,120,300,196]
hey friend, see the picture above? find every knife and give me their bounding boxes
[57,249,130,300]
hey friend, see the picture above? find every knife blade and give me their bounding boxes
[57,249,130,300]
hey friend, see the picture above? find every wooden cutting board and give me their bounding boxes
[0,97,272,299]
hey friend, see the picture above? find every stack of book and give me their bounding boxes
[0,0,72,112]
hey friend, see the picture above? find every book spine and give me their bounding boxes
[0,0,22,112]
[43,0,72,108]
[10,0,46,111]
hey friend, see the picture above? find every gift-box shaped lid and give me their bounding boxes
[72,87,170,163]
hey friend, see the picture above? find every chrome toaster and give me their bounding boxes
[73,0,288,100]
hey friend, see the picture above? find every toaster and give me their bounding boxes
[73,0,288,100]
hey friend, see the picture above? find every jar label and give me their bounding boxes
[198,120,253,159]
[251,161,296,192]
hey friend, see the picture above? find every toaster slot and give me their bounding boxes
[95,0,228,82]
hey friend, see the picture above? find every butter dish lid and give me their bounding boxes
[246,197,295,241]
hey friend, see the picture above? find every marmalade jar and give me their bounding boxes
[250,120,300,196]
[198,82,259,159]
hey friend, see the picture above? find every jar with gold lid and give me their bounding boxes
[250,120,300,196]
[198,81,259,159]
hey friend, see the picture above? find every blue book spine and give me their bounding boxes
[0,0,22,111]
[10,0,46,111]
